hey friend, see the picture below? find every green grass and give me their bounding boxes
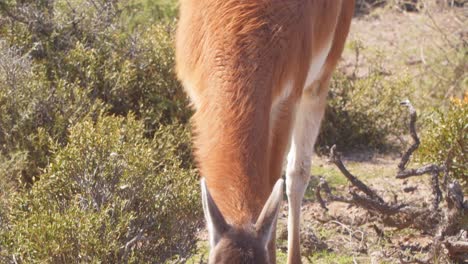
[305,157,398,200]
[304,161,347,201]
[307,250,355,264]
[314,225,340,241]
[312,165,349,187]
[276,250,289,263]
[185,241,209,263]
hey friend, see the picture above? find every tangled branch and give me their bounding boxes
[316,100,467,262]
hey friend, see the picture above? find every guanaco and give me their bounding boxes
[176,1,355,263]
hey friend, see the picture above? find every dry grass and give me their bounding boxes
[341,5,467,110]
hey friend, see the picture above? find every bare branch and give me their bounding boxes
[442,144,455,189]
[431,171,443,210]
[329,145,384,203]
[348,191,406,215]
[398,100,419,171]
[397,100,444,210]
[446,238,468,253]
[316,177,407,217]
[317,99,466,262]
[315,178,329,211]
[316,178,354,206]
[396,164,441,179]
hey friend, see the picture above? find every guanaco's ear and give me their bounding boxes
[201,178,229,247]
[255,178,284,246]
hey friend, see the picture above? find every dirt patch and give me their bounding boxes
[277,147,464,262]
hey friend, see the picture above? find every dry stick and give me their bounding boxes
[316,101,445,220]
[316,100,466,262]
[318,101,441,215]
[329,145,385,204]
[415,181,467,263]
[431,171,443,211]
[398,100,419,171]
[445,240,468,254]
[442,146,454,189]
[315,178,329,211]
[398,100,444,210]
[317,178,353,206]
[396,164,440,179]
[317,144,408,215]
[316,176,406,216]
[348,191,406,215]
[396,101,466,262]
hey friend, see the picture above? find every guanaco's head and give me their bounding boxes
[200,178,284,264]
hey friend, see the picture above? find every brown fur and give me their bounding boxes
[209,228,268,264]
[176,0,355,262]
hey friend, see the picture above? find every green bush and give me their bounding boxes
[317,49,413,152]
[0,42,105,183]
[1,115,201,263]
[0,0,189,182]
[120,0,179,28]
[0,2,201,261]
[417,94,468,190]
[57,23,190,130]
[0,152,27,254]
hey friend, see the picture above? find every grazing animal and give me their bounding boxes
[176,0,355,263]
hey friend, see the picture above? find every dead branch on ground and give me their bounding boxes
[316,100,467,262]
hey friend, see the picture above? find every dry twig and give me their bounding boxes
[398,100,420,171]
[329,145,384,204]
[315,100,466,262]
[397,100,444,210]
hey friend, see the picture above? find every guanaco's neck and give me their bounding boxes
[177,0,344,225]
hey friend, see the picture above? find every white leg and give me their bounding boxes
[286,87,327,264]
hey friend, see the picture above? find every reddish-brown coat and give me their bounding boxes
[176,0,354,262]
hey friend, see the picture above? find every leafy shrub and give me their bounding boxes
[0,0,190,182]
[417,93,468,190]
[58,22,190,130]
[120,0,179,28]
[0,152,27,257]
[0,2,200,261]
[0,42,105,183]
[317,48,413,152]
[4,0,189,123]
[1,115,202,263]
